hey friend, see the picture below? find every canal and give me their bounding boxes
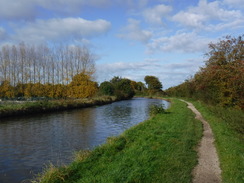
[0,98,169,183]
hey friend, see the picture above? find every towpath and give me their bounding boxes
[180,100,222,183]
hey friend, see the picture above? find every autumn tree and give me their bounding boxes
[0,80,15,98]
[68,73,98,98]
[166,35,244,109]
[0,43,96,99]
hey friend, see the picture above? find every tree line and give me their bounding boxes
[98,75,163,100]
[0,42,163,100]
[0,43,96,99]
[166,35,244,110]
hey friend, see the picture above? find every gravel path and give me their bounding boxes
[180,100,222,183]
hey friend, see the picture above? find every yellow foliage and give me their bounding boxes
[0,80,15,98]
[68,73,98,98]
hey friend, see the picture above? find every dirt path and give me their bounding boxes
[180,100,222,183]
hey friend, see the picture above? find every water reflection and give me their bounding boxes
[0,98,169,183]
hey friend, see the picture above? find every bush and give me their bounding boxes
[99,81,115,96]
[149,104,165,116]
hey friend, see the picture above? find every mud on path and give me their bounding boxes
[180,100,222,183]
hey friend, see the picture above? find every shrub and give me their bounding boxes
[149,104,165,116]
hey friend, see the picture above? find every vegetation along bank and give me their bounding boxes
[0,96,117,118]
[33,99,203,183]
[33,97,243,183]
[165,35,244,182]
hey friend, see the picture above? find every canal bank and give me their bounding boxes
[0,96,118,118]
[0,98,168,183]
[33,99,203,183]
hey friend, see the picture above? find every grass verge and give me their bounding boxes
[0,96,117,118]
[33,99,202,183]
[189,100,244,183]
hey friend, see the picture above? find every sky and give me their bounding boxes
[0,0,243,89]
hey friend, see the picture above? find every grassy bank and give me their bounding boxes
[188,100,244,183]
[0,96,117,118]
[33,99,202,183]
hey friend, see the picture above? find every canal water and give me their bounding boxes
[0,98,169,183]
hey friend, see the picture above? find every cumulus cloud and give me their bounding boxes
[118,19,152,43]
[0,27,7,40]
[38,0,110,14]
[10,18,111,43]
[143,4,172,25]
[0,0,36,20]
[97,59,163,82]
[224,0,244,9]
[205,19,244,32]
[0,0,110,20]
[147,32,211,53]
[116,0,150,10]
[0,0,165,20]
[97,57,203,89]
[172,0,243,30]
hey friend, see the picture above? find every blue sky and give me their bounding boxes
[0,0,243,89]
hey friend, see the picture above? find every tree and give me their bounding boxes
[99,81,115,96]
[0,80,15,98]
[68,73,98,98]
[166,35,244,109]
[135,81,147,92]
[109,76,135,99]
[144,76,163,95]
[206,35,244,66]
[115,78,135,99]
[0,43,97,99]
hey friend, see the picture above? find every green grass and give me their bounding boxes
[33,99,202,183]
[189,100,244,183]
[0,96,117,118]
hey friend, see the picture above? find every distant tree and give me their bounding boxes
[0,80,15,98]
[24,83,33,98]
[110,76,122,85]
[115,78,135,99]
[109,76,135,99]
[144,76,162,90]
[99,81,115,96]
[68,73,98,98]
[130,81,147,95]
[135,81,147,92]
[53,84,67,99]
[0,43,96,99]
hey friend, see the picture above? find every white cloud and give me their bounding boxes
[116,0,150,9]
[0,0,36,20]
[97,57,203,89]
[10,18,111,43]
[38,0,110,14]
[147,32,211,53]
[0,27,7,40]
[97,59,163,83]
[172,0,243,30]
[206,19,244,32]
[224,0,244,9]
[172,12,206,29]
[118,19,152,43]
[143,4,172,25]
[0,0,110,20]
